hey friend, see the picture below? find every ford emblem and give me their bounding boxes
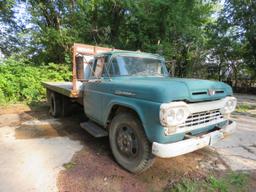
[208,89,216,96]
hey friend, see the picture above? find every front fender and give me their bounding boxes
[104,97,184,143]
[104,99,146,128]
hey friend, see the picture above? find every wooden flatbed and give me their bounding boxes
[42,82,84,98]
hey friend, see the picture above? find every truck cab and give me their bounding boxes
[44,44,237,173]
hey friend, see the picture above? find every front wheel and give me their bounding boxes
[109,112,155,173]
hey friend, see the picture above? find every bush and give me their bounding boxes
[0,58,72,104]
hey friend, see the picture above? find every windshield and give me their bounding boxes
[107,55,168,76]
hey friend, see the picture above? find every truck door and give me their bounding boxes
[83,56,106,124]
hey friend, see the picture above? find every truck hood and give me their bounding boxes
[109,76,233,103]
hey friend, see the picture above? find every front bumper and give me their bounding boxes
[152,120,236,158]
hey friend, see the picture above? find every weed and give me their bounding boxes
[236,104,256,113]
[168,172,249,192]
[208,176,228,192]
[63,162,76,170]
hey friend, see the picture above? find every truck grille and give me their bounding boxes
[179,109,224,128]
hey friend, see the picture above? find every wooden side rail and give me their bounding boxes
[71,43,116,97]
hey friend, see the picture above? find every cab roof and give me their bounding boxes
[95,50,164,60]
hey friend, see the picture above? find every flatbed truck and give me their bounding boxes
[43,43,237,173]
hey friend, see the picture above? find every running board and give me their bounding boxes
[80,121,108,137]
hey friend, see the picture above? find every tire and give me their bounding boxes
[49,92,62,117]
[109,112,155,173]
[61,96,72,117]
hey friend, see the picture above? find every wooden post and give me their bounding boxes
[171,59,176,77]
[71,45,78,97]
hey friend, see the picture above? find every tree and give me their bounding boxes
[223,0,255,76]
[23,0,215,70]
[207,0,256,88]
[0,0,25,57]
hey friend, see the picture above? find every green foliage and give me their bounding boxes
[236,103,256,113]
[24,0,215,77]
[168,172,249,192]
[63,162,76,170]
[0,58,71,104]
[206,0,256,85]
[223,0,256,73]
[208,176,228,192]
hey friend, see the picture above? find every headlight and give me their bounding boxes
[222,97,237,114]
[160,102,191,127]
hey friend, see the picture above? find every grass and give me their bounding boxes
[236,103,256,113]
[63,162,76,170]
[168,172,249,192]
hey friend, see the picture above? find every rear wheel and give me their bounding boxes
[109,112,155,173]
[49,92,62,117]
[61,95,73,117]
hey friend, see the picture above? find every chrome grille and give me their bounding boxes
[179,109,224,128]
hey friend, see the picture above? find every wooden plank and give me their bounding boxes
[73,43,113,55]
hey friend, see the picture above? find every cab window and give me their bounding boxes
[93,57,105,78]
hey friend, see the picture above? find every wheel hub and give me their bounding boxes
[116,126,138,157]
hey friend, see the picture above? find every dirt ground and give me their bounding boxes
[0,94,255,192]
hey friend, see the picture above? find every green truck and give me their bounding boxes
[43,43,237,173]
